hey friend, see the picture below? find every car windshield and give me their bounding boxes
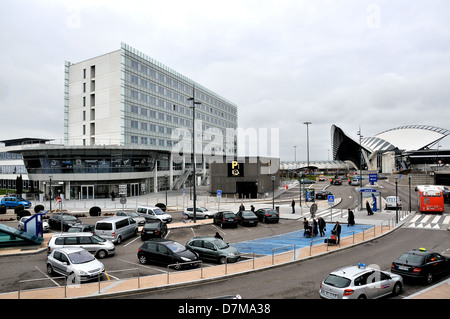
[397,253,424,264]
[224,213,235,218]
[323,274,351,288]
[143,223,159,230]
[242,211,255,217]
[166,241,186,253]
[154,209,165,215]
[211,238,228,249]
[62,215,78,221]
[91,235,106,243]
[68,227,82,232]
[68,250,95,264]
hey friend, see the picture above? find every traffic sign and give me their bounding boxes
[217,190,222,198]
[328,195,335,203]
[56,196,62,203]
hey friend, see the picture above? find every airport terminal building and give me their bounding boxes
[1,43,238,200]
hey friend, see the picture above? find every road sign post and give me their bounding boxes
[328,195,335,221]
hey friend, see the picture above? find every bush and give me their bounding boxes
[14,205,25,215]
[34,204,45,213]
[89,206,102,216]
[16,210,31,220]
[0,205,6,214]
[155,203,166,212]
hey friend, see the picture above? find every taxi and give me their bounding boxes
[319,263,403,299]
[391,248,450,284]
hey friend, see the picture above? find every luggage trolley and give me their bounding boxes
[324,230,338,245]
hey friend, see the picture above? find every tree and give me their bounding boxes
[16,174,23,195]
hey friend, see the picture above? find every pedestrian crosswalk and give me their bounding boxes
[405,213,450,230]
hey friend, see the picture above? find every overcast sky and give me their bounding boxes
[1,0,449,162]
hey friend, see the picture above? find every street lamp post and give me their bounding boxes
[303,122,311,171]
[395,178,399,224]
[187,86,201,223]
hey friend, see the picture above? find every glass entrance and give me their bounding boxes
[81,185,95,199]
[130,183,139,197]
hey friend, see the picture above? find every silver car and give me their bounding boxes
[46,247,105,283]
[115,211,146,226]
[319,264,403,299]
[184,206,216,219]
[18,216,50,232]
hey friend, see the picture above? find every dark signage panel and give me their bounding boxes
[228,161,244,177]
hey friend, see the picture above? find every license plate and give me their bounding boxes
[324,291,337,299]
[249,221,254,223]
[398,266,409,271]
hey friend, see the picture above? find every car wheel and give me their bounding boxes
[97,250,107,259]
[46,264,54,276]
[219,256,227,264]
[138,255,147,264]
[392,282,402,296]
[425,273,433,284]
[174,263,181,270]
[357,294,367,299]
[116,235,122,244]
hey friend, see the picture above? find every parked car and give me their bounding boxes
[186,236,241,264]
[46,247,105,283]
[385,196,402,210]
[94,216,138,244]
[137,238,200,270]
[48,213,82,232]
[67,224,95,233]
[0,196,31,209]
[254,208,279,223]
[236,210,258,226]
[300,178,315,184]
[140,220,168,240]
[391,248,450,284]
[115,210,146,226]
[319,263,403,299]
[315,190,333,200]
[213,211,238,228]
[18,216,50,232]
[136,206,172,223]
[47,232,115,258]
[184,206,216,219]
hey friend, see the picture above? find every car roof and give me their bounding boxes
[53,247,85,253]
[191,236,218,241]
[328,264,377,279]
[52,232,92,237]
[145,238,175,244]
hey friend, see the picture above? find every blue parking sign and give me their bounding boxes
[328,195,334,203]
[217,190,222,198]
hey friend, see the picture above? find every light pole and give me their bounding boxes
[187,86,201,223]
[303,122,311,172]
[395,177,399,224]
[293,145,297,162]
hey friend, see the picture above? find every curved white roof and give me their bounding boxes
[362,125,450,152]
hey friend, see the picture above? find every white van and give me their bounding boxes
[94,216,138,244]
[136,206,172,223]
[385,196,402,210]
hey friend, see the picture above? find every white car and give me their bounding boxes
[319,263,403,299]
[385,196,402,210]
[184,206,216,219]
[46,247,105,283]
[18,216,50,232]
[115,211,147,226]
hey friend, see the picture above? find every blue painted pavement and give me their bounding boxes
[231,223,373,255]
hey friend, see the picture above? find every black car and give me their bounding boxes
[315,190,333,200]
[255,208,279,223]
[213,211,238,228]
[137,239,200,270]
[332,179,342,185]
[141,220,168,240]
[48,213,82,231]
[67,224,95,233]
[236,210,258,226]
[391,248,450,284]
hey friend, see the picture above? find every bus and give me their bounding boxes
[416,185,445,213]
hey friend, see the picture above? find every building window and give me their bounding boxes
[131,136,138,144]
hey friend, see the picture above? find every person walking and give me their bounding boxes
[347,209,355,226]
[291,199,295,214]
[366,201,373,215]
[332,221,341,244]
[318,217,326,236]
[312,218,318,237]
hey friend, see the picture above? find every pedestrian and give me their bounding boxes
[214,232,223,240]
[318,217,326,236]
[250,205,255,212]
[111,191,115,201]
[332,221,341,244]
[312,218,318,237]
[239,203,245,212]
[347,209,355,226]
[366,201,373,216]
[291,199,295,214]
